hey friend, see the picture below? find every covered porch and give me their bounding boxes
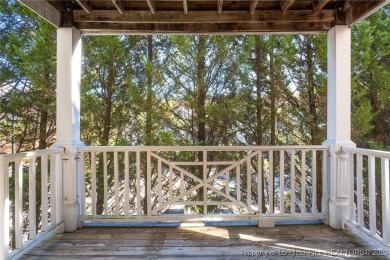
[22,225,378,259]
[1,0,390,259]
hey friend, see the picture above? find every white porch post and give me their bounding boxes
[52,27,83,232]
[323,25,356,229]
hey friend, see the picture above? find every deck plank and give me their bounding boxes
[22,224,386,259]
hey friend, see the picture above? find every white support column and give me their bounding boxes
[52,27,83,232]
[323,25,356,229]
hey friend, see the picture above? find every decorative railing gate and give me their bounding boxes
[0,145,332,259]
[77,146,330,224]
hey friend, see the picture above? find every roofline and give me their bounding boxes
[349,0,390,27]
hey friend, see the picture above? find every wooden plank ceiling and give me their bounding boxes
[20,0,390,34]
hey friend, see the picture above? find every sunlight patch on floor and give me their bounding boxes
[238,233,274,242]
[179,227,229,239]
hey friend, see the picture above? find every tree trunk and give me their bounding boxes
[255,36,267,213]
[196,36,207,211]
[269,47,276,213]
[145,35,153,146]
[369,85,387,144]
[305,36,322,212]
[306,37,320,146]
[269,53,276,146]
[35,89,50,234]
[96,63,114,215]
[143,35,154,214]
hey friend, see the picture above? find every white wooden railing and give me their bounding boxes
[342,147,390,250]
[3,145,390,257]
[0,148,64,259]
[78,145,330,224]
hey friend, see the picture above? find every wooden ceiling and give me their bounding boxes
[20,0,390,34]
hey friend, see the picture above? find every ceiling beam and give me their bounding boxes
[47,0,66,13]
[183,0,188,14]
[218,0,223,14]
[343,0,353,12]
[146,0,156,14]
[20,0,62,27]
[111,0,124,15]
[250,0,259,15]
[74,10,335,24]
[281,0,295,14]
[76,21,334,35]
[313,0,330,13]
[76,0,91,14]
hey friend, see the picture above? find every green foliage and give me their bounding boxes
[81,36,134,146]
[1,0,56,152]
[352,6,390,147]
[2,0,390,232]
[1,0,390,153]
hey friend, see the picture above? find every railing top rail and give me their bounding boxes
[342,147,390,158]
[78,145,329,153]
[1,148,64,162]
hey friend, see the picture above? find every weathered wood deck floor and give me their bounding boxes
[22,224,386,259]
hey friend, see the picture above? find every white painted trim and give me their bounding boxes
[382,158,390,244]
[124,151,130,215]
[78,145,329,152]
[54,28,83,231]
[343,147,390,158]
[291,150,296,214]
[343,218,390,251]
[79,213,329,223]
[2,148,64,162]
[1,149,65,259]
[301,150,306,214]
[114,151,120,216]
[54,27,83,152]
[7,223,64,260]
[0,155,9,259]
[136,151,141,215]
[79,146,329,223]
[324,25,353,149]
[28,158,37,241]
[257,151,263,214]
[325,25,354,229]
[343,147,390,249]
[368,156,377,235]
[41,155,49,232]
[15,160,23,249]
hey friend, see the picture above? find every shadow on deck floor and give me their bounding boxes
[21,224,388,259]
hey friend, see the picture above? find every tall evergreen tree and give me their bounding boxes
[1,0,56,153]
[352,6,390,148]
